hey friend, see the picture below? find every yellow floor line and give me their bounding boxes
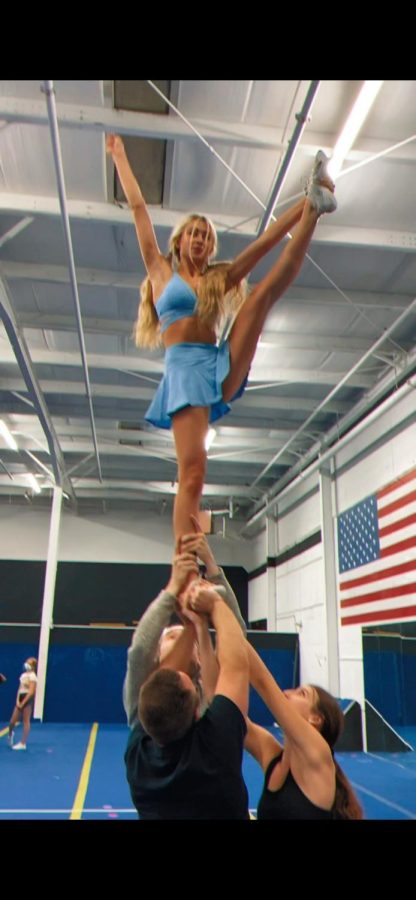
[70,723,99,820]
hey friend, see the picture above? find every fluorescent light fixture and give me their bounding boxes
[205,428,216,451]
[0,420,18,451]
[328,81,384,180]
[26,474,41,494]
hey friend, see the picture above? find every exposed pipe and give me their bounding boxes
[243,373,416,532]
[257,81,320,235]
[250,293,416,492]
[0,217,33,249]
[42,80,102,482]
[0,458,14,480]
[0,276,67,491]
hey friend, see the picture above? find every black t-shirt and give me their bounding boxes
[257,753,335,820]
[125,695,249,820]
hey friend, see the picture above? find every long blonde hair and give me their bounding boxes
[134,214,246,348]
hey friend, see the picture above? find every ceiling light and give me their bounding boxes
[205,428,216,451]
[0,420,18,451]
[328,81,384,180]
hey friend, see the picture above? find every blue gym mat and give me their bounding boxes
[1,722,415,819]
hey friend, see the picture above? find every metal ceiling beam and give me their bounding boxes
[0,274,75,500]
[10,306,404,354]
[2,96,416,163]
[0,376,354,413]
[250,290,416,491]
[2,193,416,253]
[43,80,103,483]
[1,261,140,289]
[0,345,376,388]
[0,475,262,500]
[0,193,252,232]
[0,217,34,249]
[314,224,416,252]
[246,354,416,525]
[243,370,416,532]
[258,81,320,234]
[0,96,292,149]
[2,261,412,315]
[70,479,261,498]
[0,345,164,374]
[0,438,302,470]
[8,309,400,355]
[0,191,413,254]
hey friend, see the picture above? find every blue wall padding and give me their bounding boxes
[43,645,128,722]
[46,644,299,724]
[402,654,416,722]
[248,648,297,726]
[0,636,298,725]
[363,637,416,725]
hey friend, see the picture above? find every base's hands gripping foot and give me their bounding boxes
[306,150,337,215]
[184,580,225,617]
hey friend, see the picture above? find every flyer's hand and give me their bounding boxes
[167,551,200,598]
[106,134,125,157]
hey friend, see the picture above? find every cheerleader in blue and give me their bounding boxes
[106,134,336,542]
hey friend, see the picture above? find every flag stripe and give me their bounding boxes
[340,547,412,581]
[379,481,416,510]
[378,489,416,519]
[342,569,416,600]
[379,512,416,539]
[379,500,416,532]
[341,581,416,608]
[339,558,416,591]
[381,524,416,552]
[342,604,416,626]
[380,535,416,558]
[377,469,416,499]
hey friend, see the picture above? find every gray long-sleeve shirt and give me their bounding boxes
[123,568,246,726]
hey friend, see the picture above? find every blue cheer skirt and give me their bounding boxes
[145,341,248,430]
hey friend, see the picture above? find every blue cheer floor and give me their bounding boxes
[1,721,415,820]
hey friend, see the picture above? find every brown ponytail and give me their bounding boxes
[311,685,364,820]
[333,759,363,819]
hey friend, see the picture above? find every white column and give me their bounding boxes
[319,461,340,697]
[266,515,278,630]
[34,486,63,720]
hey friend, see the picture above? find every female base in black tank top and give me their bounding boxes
[257,753,336,820]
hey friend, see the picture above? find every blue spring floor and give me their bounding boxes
[1,722,415,820]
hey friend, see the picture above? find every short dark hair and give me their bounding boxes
[139,668,198,745]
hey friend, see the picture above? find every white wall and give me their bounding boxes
[274,544,329,685]
[335,388,416,514]
[0,505,258,568]
[278,474,321,547]
[248,570,268,622]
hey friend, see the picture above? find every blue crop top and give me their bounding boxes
[155,273,198,333]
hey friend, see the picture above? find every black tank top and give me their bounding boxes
[257,753,335,820]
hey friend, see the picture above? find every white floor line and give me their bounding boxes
[0,808,137,814]
[350,783,416,819]
[0,806,258,816]
[366,751,416,771]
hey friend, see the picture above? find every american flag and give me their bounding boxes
[337,467,416,627]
